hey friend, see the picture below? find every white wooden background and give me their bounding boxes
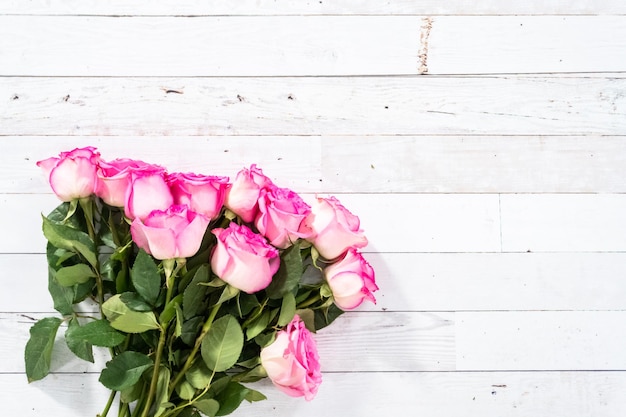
[2,1,626,416]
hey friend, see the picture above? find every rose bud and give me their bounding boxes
[210,223,280,294]
[167,172,229,219]
[130,205,210,260]
[96,158,164,207]
[255,185,313,249]
[323,249,378,310]
[304,196,368,260]
[260,315,322,401]
[36,147,101,201]
[125,170,174,220]
[224,164,273,223]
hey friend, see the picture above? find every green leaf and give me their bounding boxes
[265,243,303,299]
[175,380,196,401]
[99,351,153,391]
[216,382,250,416]
[253,332,276,348]
[66,319,126,347]
[236,365,268,383]
[185,360,213,390]
[102,294,160,334]
[55,264,96,287]
[195,398,219,417]
[245,310,270,341]
[244,388,267,403]
[277,292,296,326]
[121,380,144,403]
[64,318,94,363]
[295,308,316,333]
[47,265,74,316]
[181,316,203,346]
[47,201,83,229]
[42,215,97,267]
[217,285,240,305]
[119,292,153,312]
[160,294,183,326]
[131,249,162,305]
[24,317,63,382]
[183,265,210,319]
[314,303,345,331]
[174,304,184,338]
[201,315,244,372]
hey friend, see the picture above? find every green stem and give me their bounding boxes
[168,302,221,397]
[118,401,130,417]
[79,198,105,315]
[297,293,322,309]
[98,390,116,417]
[241,298,268,329]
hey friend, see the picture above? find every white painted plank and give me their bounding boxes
[2,0,626,16]
[501,194,626,252]
[3,77,624,136]
[4,136,626,194]
[2,16,625,76]
[428,16,626,74]
[456,311,626,371]
[1,193,501,254]
[0,16,419,76]
[5,372,626,417]
[5,252,626,313]
[1,312,455,373]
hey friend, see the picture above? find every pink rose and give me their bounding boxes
[224,165,273,223]
[125,170,174,220]
[255,186,312,249]
[323,249,377,310]
[130,205,210,260]
[167,172,229,219]
[96,158,164,207]
[304,196,368,260]
[260,315,322,401]
[36,147,101,201]
[210,223,280,294]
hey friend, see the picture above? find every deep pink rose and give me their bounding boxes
[36,147,101,201]
[304,196,368,260]
[324,249,377,310]
[125,170,174,220]
[96,159,164,207]
[255,186,312,249]
[224,165,273,223]
[210,223,280,294]
[130,205,210,260]
[167,172,229,219]
[260,315,322,401]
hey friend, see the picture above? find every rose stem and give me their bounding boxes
[98,390,116,417]
[168,302,221,397]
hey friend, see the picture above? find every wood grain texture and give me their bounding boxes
[6,252,626,313]
[4,136,626,194]
[3,77,625,136]
[3,0,626,16]
[2,16,626,75]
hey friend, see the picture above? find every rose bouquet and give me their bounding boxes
[24,147,378,417]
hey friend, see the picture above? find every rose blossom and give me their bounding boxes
[255,185,312,249]
[304,196,368,260]
[130,205,210,260]
[210,223,279,294]
[125,170,174,220]
[36,147,101,201]
[96,158,164,207]
[224,164,273,223]
[167,172,229,219]
[260,315,322,401]
[323,249,377,310]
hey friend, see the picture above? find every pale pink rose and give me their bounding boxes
[96,159,164,207]
[36,147,101,201]
[260,315,322,401]
[210,223,280,294]
[324,249,377,310]
[255,186,312,249]
[224,165,273,223]
[167,172,229,219]
[130,205,210,260]
[125,170,174,220]
[304,196,368,260]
